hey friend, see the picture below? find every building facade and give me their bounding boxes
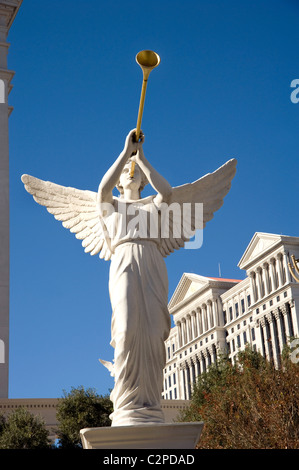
[162,232,299,400]
[0,0,22,398]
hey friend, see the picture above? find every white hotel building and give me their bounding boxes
[162,232,299,401]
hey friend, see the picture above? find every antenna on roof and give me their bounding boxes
[218,263,222,278]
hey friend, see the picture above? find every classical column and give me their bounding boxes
[209,345,217,364]
[207,301,213,329]
[273,308,285,350]
[186,314,191,343]
[181,318,187,346]
[269,258,277,291]
[267,314,279,367]
[177,321,182,348]
[196,308,202,336]
[195,355,201,377]
[191,311,197,338]
[217,297,224,326]
[179,366,185,399]
[249,272,257,303]
[189,359,196,387]
[276,253,284,287]
[283,252,292,284]
[262,263,270,296]
[206,349,212,367]
[184,364,191,399]
[281,306,291,339]
[200,352,206,374]
[260,318,270,360]
[0,0,22,399]
[202,304,208,332]
[212,298,218,326]
[256,267,263,299]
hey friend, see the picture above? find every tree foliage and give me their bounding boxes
[56,386,113,448]
[0,407,50,449]
[179,347,299,449]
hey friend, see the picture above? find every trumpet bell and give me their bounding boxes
[136,50,160,77]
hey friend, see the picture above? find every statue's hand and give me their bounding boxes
[124,129,144,155]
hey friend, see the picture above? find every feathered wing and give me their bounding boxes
[21,174,112,261]
[158,158,237,257]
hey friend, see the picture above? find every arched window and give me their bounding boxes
[0,339,5,363]
[0,79,5,104]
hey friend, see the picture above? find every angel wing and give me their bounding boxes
[21,174,112,261]
[158,158,237,257]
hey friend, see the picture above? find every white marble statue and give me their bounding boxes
[21,129,237,427]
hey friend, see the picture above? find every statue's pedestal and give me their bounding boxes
[80,422,204,449]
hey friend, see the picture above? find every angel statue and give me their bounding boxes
[21,129,237,427]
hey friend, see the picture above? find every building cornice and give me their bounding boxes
[220,276,250,301]
[238,232,299,272]
[0,0,23,31]
[168,273,242,315]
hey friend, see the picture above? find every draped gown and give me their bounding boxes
[101,196,171,426]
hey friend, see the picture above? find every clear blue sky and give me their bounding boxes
[7,0,299,398]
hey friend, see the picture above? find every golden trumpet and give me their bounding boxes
[130,50,160,178]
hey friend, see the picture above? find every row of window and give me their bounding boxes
[255,291,288,315]
[223,295,251,325]
[164,372,177,391]
[227,328,255,354]
[163,388,178,400]
[167,343,176,360]
[163,371,178,399]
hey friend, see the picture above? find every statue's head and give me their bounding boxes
[116,159,148,197]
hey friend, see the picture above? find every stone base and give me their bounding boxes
[80,422,204,449]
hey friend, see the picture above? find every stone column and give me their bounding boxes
[212,298,218,326]
[207,301,213,329]
[209,345,217,364]
[202,304,208,332]
[184,365,190,400]
[262,263,270,296]
[195,355,201,377]
[191,311,197,338]
[273,308,285,350]
[0,0,22,398]
[260,318,270,360]
[249,272,257,303]
[217,297,224,326]
[189,359,196,388]
[283,252,292,284]
[269,258,277,291]
[179,366,185,400]
[186,315,191,343]
[256,267,263,299]
[181,318,187,346]
[200,353,206,374]
[196,308,202,336]
[281,306,291,339]
[267,314,279,367]
[177,321,182,348]
[276,253,284,287]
